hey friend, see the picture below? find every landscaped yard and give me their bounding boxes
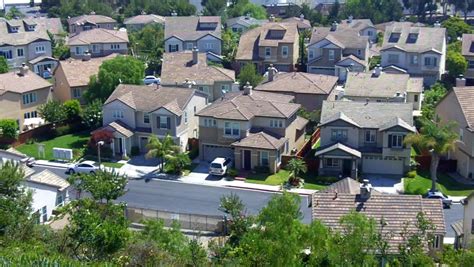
[404,171,474,196]
[102,162,125,168]
[182,163,199,176]
[244,169,327,190]
[16,132,90,161]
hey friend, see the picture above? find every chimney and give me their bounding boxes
[183,78,194,88]
[434,21,441,28]
[348,15,353,23]
[245,13,250,20]
[300,14,304,21]
[267,64,277,82]
[331,21,338,31]
[82,51,91,61]
[360,179,372,199]
[243,82,252,95]
[192,47,199,65]
[456,75,466,87]
[269,14,275,22]
[372,64,382,77]
[18,63,29,76]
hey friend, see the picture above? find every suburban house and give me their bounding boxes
[342,67,424,113]
[226,15,268,32]
[67,28,129,59]
[281,15,312,32]
[160,50,236,102]
[435,86,474,179]
[452,192,474,249]
[196,84,308,173]
[0,65,52,132]
[27,17,64,39]
[0,18,58,77]
[100,84,208,156]
[338,16,377,44]
[254,66,338,111]
[53,55,115,104]
[380,22,446,86]
[164,16,222,56]
[313,180,446,254]
[462,34,474,85]
[235,22,299,74]
[307,23,370,81]
[315,101,415,177]
[67,13,117,35]
[124,13,165,31]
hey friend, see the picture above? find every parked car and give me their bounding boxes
[67,160,102,174]
[209,157,232,176]
[426,190,452,208]
[20,157,35,167]
[143,75,161,85]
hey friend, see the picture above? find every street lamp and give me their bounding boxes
[97,141,104,165]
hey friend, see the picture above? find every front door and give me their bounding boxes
[115,138,123,155]
[343,159,352,176]
[243,150,251,170]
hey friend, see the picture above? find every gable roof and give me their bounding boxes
[28,170,70,191]
[320,101,414,129]
[226,15,268,28]
[124,14,165,25]
[68,14,116,26]
[161,51,235,85]
[0,18,50,46]
[0,71,51,95]
[56,54,116,88]
[462,34,474,56]
[232,130,288,150]
[448,86,474,130]
[67,28,129,45]
[164,16,221,41]
[320,178,381,194]
[95,120,134,138]
[255,72,338,95]
[314,143,362,158]
[197,90,299,120]
[281,16,311,30]
[309,26,369,49]
[338,18,375,32]
[344,72,423,98]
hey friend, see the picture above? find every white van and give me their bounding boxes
[209,157,232,176]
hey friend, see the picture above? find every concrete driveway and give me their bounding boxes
[119,155,161,179]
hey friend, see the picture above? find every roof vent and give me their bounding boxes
[434,21,441,28]
[456,75,466,87]
[360,179,372,199]
[243,82,252,95]
[18,63,29,76]
[331,21,338,31]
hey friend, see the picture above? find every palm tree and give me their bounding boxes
[165,152,191,174]
[404,116,458,192]
[287,158,307,180]
[146,134,180,172]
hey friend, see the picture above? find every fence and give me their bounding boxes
[0,123,54,147]
[281,128,321,173]
[296,128,320,158]
[415,155,457,173]
[126,206,225,233]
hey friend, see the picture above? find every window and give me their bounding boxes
[27,25,36,31]
[270,119,283,128]
[388,54,399,64]
[285,141,289,153]
[205,43,213,49]
[17,48,24,57]
[365,130,376,143]
[221,84,230,93]
[331,129,348,141]
[469,60,474,69]
[265,47,271,57]
[389,134,404,148]
[281,46,288,57]
[325,158,340,167]
[204,118,216,127]
[184,111,188,124]
[328,49,335,61]
[159,116,170,129]
[10,26,19,33]
[367,31,373,36]
[260,151,269,166]
[35,45,45,53]
[56,194,64,207]
[186,43,193,50]
[75,47,83,55]
[407,33,418,43]
[460,128,464,142]
[471,219,474,234]
[410,55,418,65]
[169,44,179,52]
[40,206,47,223]
[414,94,419,102]
[424,57,437,67]
[224,121,240,137]
[24,111,38,119]
[111,44,120,50]
[72,88,81,98]
[388,33,400,43]
[309,49,314,59]
[144,113,150,124]
[0,50,12,59]
[433,235,442,249]
[22,92,37,105]
[112,110,124,119]
[357,49,362,56]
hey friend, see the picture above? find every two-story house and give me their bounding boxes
[124,13,165,32]
[164,16,222,56]
[380,22,446,86]
[342,67,424,114]
[0,65,52,132]
[338,16,377,43]
[452,192,474,249]
[226,14,268,33]
[307,23,370,82]
[235,22,299,74]
[462,34,474,85]
[254,65,338,112]
[100,84,208,157]
[0,18,58,77]
[435,86,474,179]
[161,50,236,102]
[67,13,117,35]
[196,84,308,173]
[67,28,129,59]
[315,101,415,177]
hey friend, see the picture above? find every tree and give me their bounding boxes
[0,119,18,139]
[128,24,164,73]
[202,0,226,16]
[85,56,145,102]
[442,16,472,42]
[68,170,127,203]
[0,56,8,74]
[421,82,448,121]
[165,152,191,174]
[237,63,263,88]
[63,99,82,124]
[81,99,102,129]
[343,0,403,24]
[227,0,267,19]
[38,100,66,125]
[404,117,458,192]
[449,0,474,21]
[124,0,196,17]
[222,29,239,65]
[5,6,24,19]
[286,158,307,180]
[146,134,180,172]
[446,49,468,80]
[328,0,341,22]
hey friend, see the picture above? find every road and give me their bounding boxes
[32,166,313,223]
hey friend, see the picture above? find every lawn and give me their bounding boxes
[312,139,321,150]
[16,132,90,161]
[404,171,474,196]
[245,169,327,190]
[102,162,125,168]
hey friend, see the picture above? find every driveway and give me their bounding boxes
[186,162,228,182]
[119,155,161,179]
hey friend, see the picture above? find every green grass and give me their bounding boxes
[404,171,474,196]
[410,147,418,157]
[245,169,327,190]
[312,139,321,150]
[16,132,90,161]
[182,163,199,176]
[102,162,125,168]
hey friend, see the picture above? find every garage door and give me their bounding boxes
[362,156,404,175]
[202,144,234,162]
[308,67,335,75]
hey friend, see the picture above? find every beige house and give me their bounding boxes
[53,55,115,104]
[435,86,474,179]
[452,192,474,249]
[316,101,415,177]
[68,28,129,59]
[235,22,299,74]
[0,66,52,132]
[254,67,338,112]
[196,84,308,173]
[462,34,474,84]
[67,14,117,35]
[100,84,208,157]
[338,17,377,43]
[161,50,236,102]
[124,14,165,31]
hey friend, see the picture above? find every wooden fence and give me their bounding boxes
[0,123,54,147]
[415,155,457,173]
[281,128,320,173]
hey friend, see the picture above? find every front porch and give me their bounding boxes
[315,143,361,178]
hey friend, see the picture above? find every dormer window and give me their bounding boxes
[10,26,19,33]
[27,25,36,31]
[406,33,418,44]
[266,29,285,40]
[388,33,400,43]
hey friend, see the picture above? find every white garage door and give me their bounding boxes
[202,144,234,162]
[362,156,404,175]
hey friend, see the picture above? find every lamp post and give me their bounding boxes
[97,141,104,165]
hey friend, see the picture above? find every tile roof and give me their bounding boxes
[28,169,70,191]
[451,220,463,237]
[236,22,299,61]
[104,84,197,114]
[381,22,446,54]
[344,72,423,98]
[281,16,311,30]
[309,26,369,49]
[164,16,221,41]
[68,14,116,26]
[56,55,116,88]
[314,143,362,158]
[294,116,308,130]
[28,56,57,65]
[0,18,50,46]
[450,86,474,129]
[98,120,134,138]
[462,34,474,56]
[379,117,416,132]
[31,17,64,36]
[226,16,268,28]
[67,28,129,45]
[320,101,414,129]
[124,14,165,25]
[312,192,445,253]
[197,90,299,120]
[255,72,338,95]
[320,178,382,195]
[0,70,51,95]
[338,18,375,32]
[232,130,287,150]
[161,51,235,85]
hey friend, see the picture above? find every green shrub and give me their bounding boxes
[54,125,71,136]
[0,119,18,139]
[227,168,238,177]
[315,176,339,185]
[63,99,82,123]
[406,170,417,178]
[188,147,199,160]
[131,146,140,156]
[254,166,269,173]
